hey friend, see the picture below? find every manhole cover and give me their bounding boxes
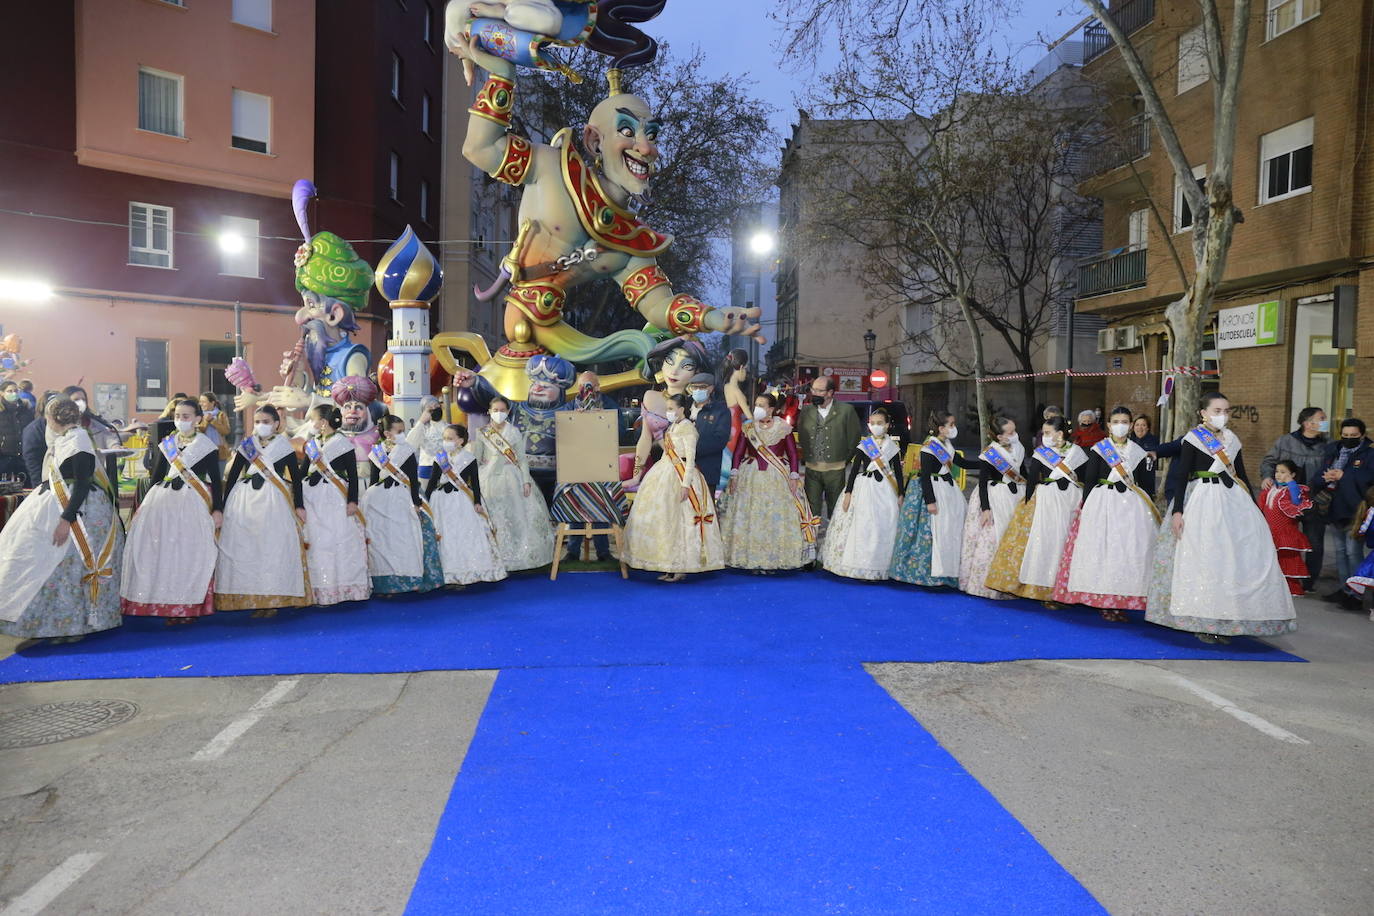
[0,700,139,749]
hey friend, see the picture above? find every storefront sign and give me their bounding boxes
[1216,301,1282,350]
[821,366,868,394]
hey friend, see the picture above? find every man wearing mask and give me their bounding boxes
[796,375,863,523]
[62,385,120,450]
[1259,407,1329,590]
[20,390,59,484]
[407,395,449,482]
[1070,409,1106,448]
[688,372,732,495]
[1314,418,1373,607]
[0,380,35,480]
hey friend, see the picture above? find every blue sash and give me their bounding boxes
[304,438,323,463]
[981,445,1013,476]
[922,437,952,467]
[238,436,259,463]
[158,434,179,463]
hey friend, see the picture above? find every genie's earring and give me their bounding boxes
[594,150,603,171]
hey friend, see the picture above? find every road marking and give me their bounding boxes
[192,678,300,761]
[0,852,104,916]
[1158,671,1310,745]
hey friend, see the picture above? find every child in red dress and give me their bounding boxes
[1261,460,1313,597]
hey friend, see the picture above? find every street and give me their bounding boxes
[0,583,1370,915]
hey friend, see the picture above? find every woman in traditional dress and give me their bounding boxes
[1053,406,1160,621]
[216,405,310,616]
[821,407,904,581]
[959,416,1025,599]
[426,424,507,586]
[299,403,371,606]
[1146,392,1297,642]
[623,393,725,582]
[722,392,813,573]
[120,397,222,623]
[1261,459,1313,597]
[891,410,980,587]
[471,396,554,571]
[0,397,123,641]
[364,414,443,595]
[985,416,1087,605]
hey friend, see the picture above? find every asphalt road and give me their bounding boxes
[0,594,1369,915]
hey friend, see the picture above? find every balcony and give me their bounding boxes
[1083,114,1151,177]
[1078,247,1147,298]
[1084,0,1157,63]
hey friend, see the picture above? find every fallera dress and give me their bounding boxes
[1260,483,1312,597]
[623,418,725,574]
[425,448,507,586]
[959,440,1026,600]
[364,439,443,595]
[215,434,311,611]
[890,437,979,587]
[300,431,371,606]
[822,436,904,581]
[472,421,555,571]
[985,442,1088,601]
[722,418,814,570]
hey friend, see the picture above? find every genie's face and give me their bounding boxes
[527,378,564,409]
[585,94,660,198]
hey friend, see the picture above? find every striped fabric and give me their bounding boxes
[550,482,629,525]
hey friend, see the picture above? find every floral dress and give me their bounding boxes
[890,438,979,587]
[623,419,725,574]
[722,418,814,570]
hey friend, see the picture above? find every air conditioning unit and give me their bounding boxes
[1096,329,1116,353]
[1096,325,1140,352]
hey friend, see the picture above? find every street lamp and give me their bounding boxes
[0,277,54,303]
[864,328,877,391]
[217,232,245,254]
[748,231,775,256]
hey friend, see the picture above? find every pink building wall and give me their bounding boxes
[75,0,315,198]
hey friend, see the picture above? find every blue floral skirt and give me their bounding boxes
[371,513,445,596]
[889,492,958,588]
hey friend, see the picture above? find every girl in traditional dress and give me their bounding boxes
[364,414,443,596]
[891,410,979,587]
[1053,406,1160,621]
[722,392,814,573]
[623,393,725,582]
[959,416,1025,599]
[300,403,371,606]
[821,408,904,581]
[426,424,507,586]
[0,397,123,641]
[1261,460,1313,597]
[985,416,1087,605]
[1146,392,1297,643]
[121,398,222,623]
[216,405,310,616]
[472,396,554,571]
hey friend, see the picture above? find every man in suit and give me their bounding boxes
[688,372,732,494]
[796,376,863,522]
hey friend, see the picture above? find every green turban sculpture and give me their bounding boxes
[294,231,373,311]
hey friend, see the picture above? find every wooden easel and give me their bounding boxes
[550,523,628,580]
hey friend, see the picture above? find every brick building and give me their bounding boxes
[1075,0,1372,448]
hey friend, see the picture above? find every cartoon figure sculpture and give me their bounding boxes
[437,0,762,401]
[330,376,381,463]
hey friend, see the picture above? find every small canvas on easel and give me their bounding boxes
[555,410,619,485]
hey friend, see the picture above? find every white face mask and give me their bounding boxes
[944,426,958,441]
[1109,423,1130,438]
[254,422,274,439]
[490,411,507,425]
[690,389,710,404]
[665,410,680,423]
[174,418,195,434]
[1208,413,1228,430]
[444,441,461,453]
[73,398,87,413]
[753,406,769,421]
[869,423,887,437]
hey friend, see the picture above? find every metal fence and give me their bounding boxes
[1078,247,1147,297]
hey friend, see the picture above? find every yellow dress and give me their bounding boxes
[623,420,725,574]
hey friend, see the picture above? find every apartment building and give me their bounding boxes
[1076,0,1372,446]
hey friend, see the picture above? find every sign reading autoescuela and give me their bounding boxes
[1216,301,1282,350]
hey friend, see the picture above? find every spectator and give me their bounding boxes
[16,379,37,411]
[198,391,231,461]
[1034,405,1063,448]
[20,389,60,485]
[1070,408,1106,448]
[0,380,35,480]
[1314,418,1374,607]
[158,393,191,420]
[687,372,732,494]
[62,385,119,450]
[1258,407,1329,590]
[1130,414,1160,496]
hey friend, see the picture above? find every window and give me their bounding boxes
[1260,117,1314,204]
[1174,165,1207,232]
[138,67,183,137]
[231,0,272,31]
[1268,0,1320,41]
[422,92,432,136]
[219,215,261,277]
[389,152,401,200]
[231,89,271,153]
[391,53,403,102]
[424,2,434,45]
[1177,24,1209,94]
[135,339,170,412]
[1128,208,1149,250]
[129,202,174,268]
[420,180,430,222]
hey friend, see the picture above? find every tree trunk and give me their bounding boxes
[955,291,990,440]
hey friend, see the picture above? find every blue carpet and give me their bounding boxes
[0,571,1300,683]
[405,663,1106,915]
